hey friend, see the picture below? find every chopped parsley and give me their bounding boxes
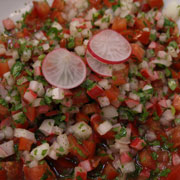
[11,61,24,78]
[113,126,127,139]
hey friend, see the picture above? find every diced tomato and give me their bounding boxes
[0,104,9,117]
[75,168,87,180]
[18,137,34,151]
[141,3,151,12]
[52,0,64,11]
[171,126,180,148]
[121,29,136,42]
[154,43,165,55]
[25,106,36,122]
[2,18,15,30]
[24,163,55,180]
[36,105,50,116]
[33,1,50,19]
[105,86,119,102]
[156,103,163,117]
[125,99,139,108]
[139,168,151,178]
[130,137,146,150]
[17,82,29,97]
[73,88,89,105]
[135,17,151,29]
[131,43,145,62]
[103,0,117,7]
[83,140,96,158]
[82,103,100,115]
[68,134,88,161]
[120,152,132,164]
[87,85,104,99]
[45,110,59,117]
[172,153,180,166]
[147,0,163,9]
[0,117,12,128]
[167,165,180,180]
[0,60,9,77]
[76,113,90,123]
[101,130,115,139]
[103,163,118,180]
[51,10,65,24]
[112,17,127,33]
[88,0,102,8]
[112,70,127,86]
[139,149,156,169]
[128,123,139,137]
[137,31,150,45]
[173,94,180,111]
[0,169,7,180]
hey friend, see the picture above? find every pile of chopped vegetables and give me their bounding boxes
[0,0,180,179]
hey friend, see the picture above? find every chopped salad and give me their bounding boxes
[0,0,180,179]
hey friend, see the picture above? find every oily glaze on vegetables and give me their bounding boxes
[0,0,180,180]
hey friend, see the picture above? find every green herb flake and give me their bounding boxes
[168,79,177,91]
[59,146,64,152]
[150,33,156,41]
[169,41,178,49]
[164,18,175,27]
[159,168,171,177]
[73,147,86,158]
[11,61,24,78]
[41,149,48,156]
[77,176,83,180]
[151,152,158,160]
[114,127,127,139]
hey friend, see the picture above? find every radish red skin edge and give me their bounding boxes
[42,48,87,89]
[85,49,113,77]
[87,29,132,64]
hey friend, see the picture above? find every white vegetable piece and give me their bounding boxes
[116,128,131,145]
[32,98,43,107]
[32,60,41,68]
[133,104,143,113]
[102,105,118,118]
[53,134,69,155]
[52,126,63,135]
[98,79,111,90]
[160,109,175,126]
[48,149,58,160]
[74,46,85,56]
[39,119,55,136]
[14,128,36,142]
[72,121,92,139]
[52,21,62,31]
[98,96,110,107]
[52,88,64,100]
[143,84,153,91]
[24,90,37,103]
[29,81,40,92]
[45,88,53,97]
[121,162,135,173]
[34,31,47,40]
[12,112,24,121]
[163,1,179,21]
[42,44,50,51]
[0,44,6,55]
[0,131,5,141]
[21,49,32,62]
[97,121,112,136]
[3,72,14,86]
[29,160,38,168]
[37,83,45,97]
[0,140,14,158]
[31,143,50,161]
[2,126,14,139]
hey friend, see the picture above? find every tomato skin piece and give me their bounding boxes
[120,152,132,164]
[103,163,118,180]
[88,0,102,8]
[148,0,163,9]
[131,43,145,62]
[112,70,128,86]
[36,105,50,116]
[24,163,55,180]
[125,99,139,108]
[105,86,119,102]
[0,104,9,117]
[18,137,34,151]
[0,60,9,77]
[33,1,50,19]
[135,18,151,29]
[52,0,64,11]
[51,10,65,24]
[112,17,127,33]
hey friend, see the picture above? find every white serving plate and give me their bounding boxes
[0,0,179,31]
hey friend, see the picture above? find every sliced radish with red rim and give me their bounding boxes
[86,50,113,77]
[88,29,132,64]
[42,48,86,89]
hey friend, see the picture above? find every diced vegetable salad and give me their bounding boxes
[0,0,180,179]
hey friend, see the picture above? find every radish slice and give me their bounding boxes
[88,29,132,64]
[42,48,86,89]
[86,50,112,77]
